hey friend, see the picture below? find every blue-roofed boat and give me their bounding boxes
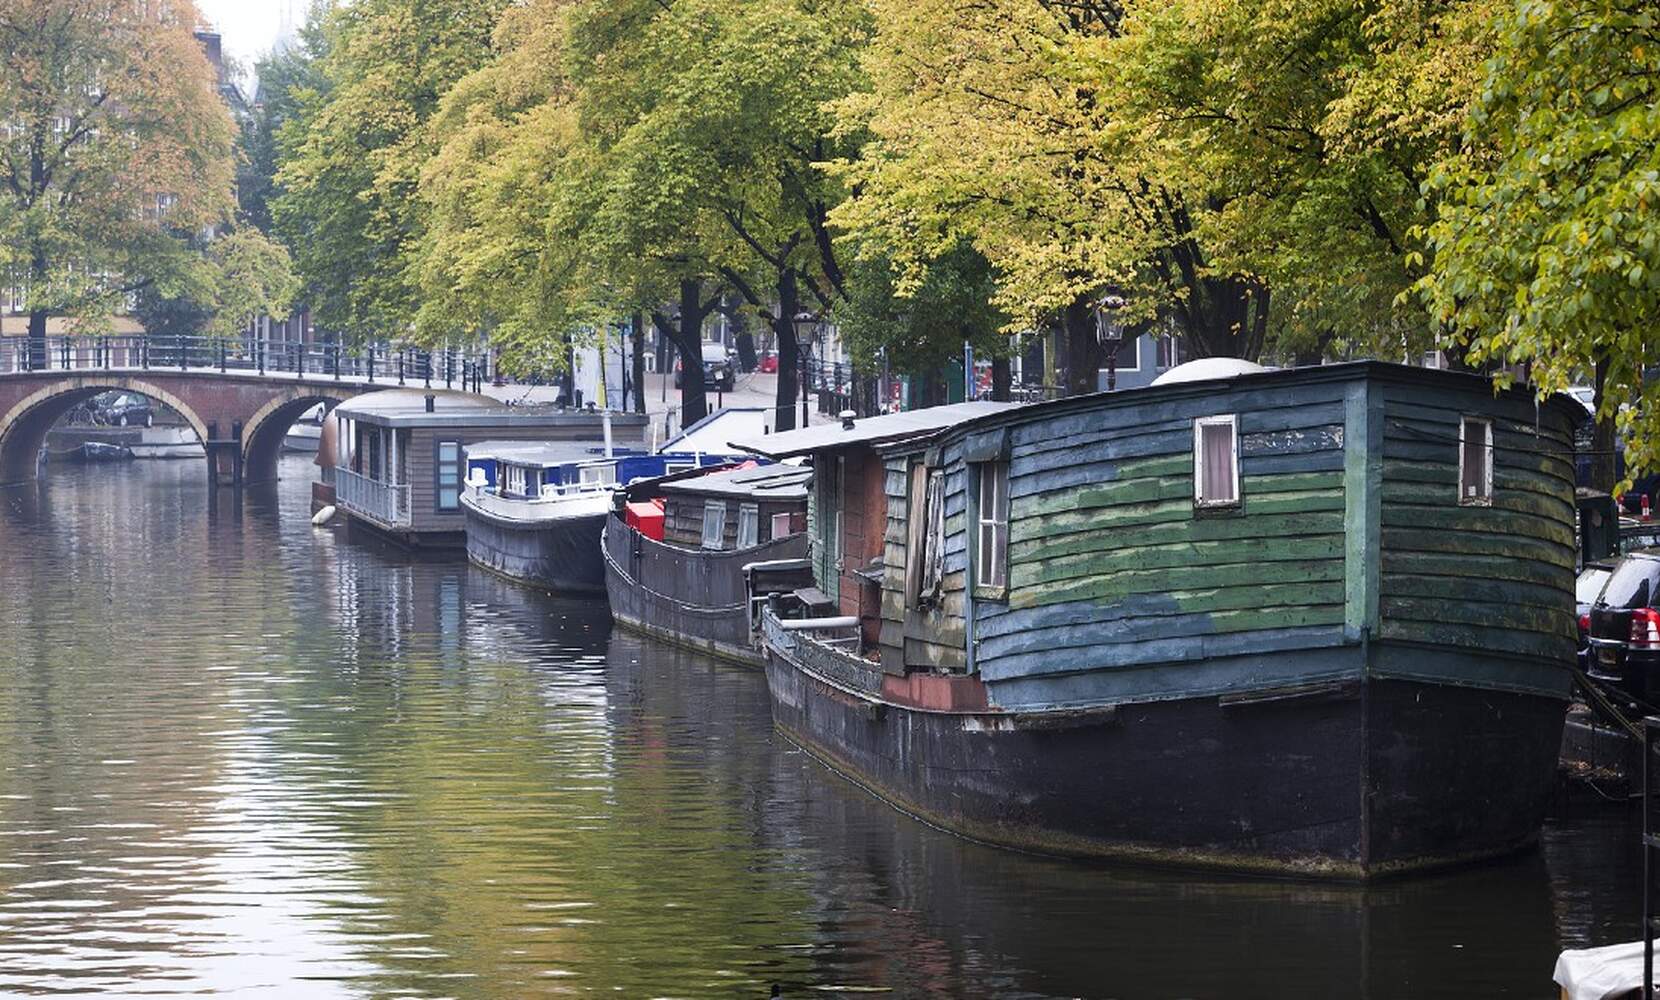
[460,440,735,594]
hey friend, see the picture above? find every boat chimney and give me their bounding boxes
[424,394,435,413]
[839,410,856,431]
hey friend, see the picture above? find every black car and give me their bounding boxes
[94,392,154,427]
[1586,549,1660,704]
[1576,562,1614,670]
[673,342,736,391]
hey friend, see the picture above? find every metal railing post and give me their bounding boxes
[219,337,227,373]
[1645,715,1657,1000]
[333,342,341,381]
[367,344,375,383]
[59,336,69,370]
[398,349,406,386]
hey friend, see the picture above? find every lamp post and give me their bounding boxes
[1093,294,1126,391]
[792,310,818,429]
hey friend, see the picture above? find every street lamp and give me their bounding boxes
[791,310,819,428]
[1093,294,1126,391]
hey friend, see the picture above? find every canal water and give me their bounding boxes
[0,457,1642,998]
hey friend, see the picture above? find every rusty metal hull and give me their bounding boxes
[763,639,1566,879]
[602,518,809,667]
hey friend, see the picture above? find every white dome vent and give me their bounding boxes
[1151,358,1267,386]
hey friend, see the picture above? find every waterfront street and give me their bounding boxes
[0,457,1643,998]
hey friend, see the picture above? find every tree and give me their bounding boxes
[835,241,1011,402]
[203,229,302,341]
[1417,0,1660,490]
[830,0,1124,392]
[1094,0,1495,363]
[833,0,1495,379]
[274,0,508,345]
[240,7,329,231]
[0,0,236,367]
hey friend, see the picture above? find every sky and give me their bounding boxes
[195,0,305,88]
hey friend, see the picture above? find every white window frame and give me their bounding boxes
[1458,416,1494,506]
[736,503,760,549]
[975,461,1010,592]
[501,463,527,498]
[1119,335,1142,373]
[770,511,793,540]
[701,500,727,550]
[435,440,463,511]
[1193,414,1241,508]
[579,462,616,486]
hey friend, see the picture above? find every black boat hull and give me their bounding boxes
[763,637,1567,879]
[463,503,607,594]
[603,518,809,666]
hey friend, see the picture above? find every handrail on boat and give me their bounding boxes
[774,616,861,631]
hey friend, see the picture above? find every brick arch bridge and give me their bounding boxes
[0,335,490,487]
[0,371,371,486]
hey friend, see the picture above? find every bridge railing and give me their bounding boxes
[334,468,411,528]
[0,334,491,392]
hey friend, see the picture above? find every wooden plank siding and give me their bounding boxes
[972,384,1352,691]
[662,495,801,549]
[1374,384,1578,677]
[815,364,1578,710]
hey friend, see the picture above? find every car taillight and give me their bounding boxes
[1632,608,1660,647]
[1579,613,1591,634]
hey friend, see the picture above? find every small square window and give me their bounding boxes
[701,500,727,550]
[1194,415,1239,507]
[771,512,794,540]
[1459,417,1493,505]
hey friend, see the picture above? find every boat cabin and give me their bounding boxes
[745,363,1581,704]
[657,463,813,550]
[322,389,647,544]
[463,441,735,504]
[733,402,1018,649]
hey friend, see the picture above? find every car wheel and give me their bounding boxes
[722,376,735,392]
[117,414,128,427]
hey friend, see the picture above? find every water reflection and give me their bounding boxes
[0,458,1643,998]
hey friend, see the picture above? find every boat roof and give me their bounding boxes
[463,440,615,466]
[899,360,1589,457]
[730,401,1020,459]
[662,407,767,455]
[659,462,812,501]
[335,389,650,430]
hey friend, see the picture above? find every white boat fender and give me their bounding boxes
[311,505,337,527]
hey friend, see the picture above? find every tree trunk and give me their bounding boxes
[560,333,577,406]
[772,269,801,432]
[1592,355,1618,492]
[27,308,47,372]
[1061,295,1102,396]
[991,355,1011,401]
[1178,275,1267,362]
[630,312,646,415]
[670,279,711,427]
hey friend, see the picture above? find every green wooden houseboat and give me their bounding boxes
[739,361,1579,878]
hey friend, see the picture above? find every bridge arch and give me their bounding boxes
[0,377,211,484]
[240,387,358,484]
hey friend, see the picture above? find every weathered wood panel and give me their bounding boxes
[974,385,1352,687]
[1375,385,1578,670]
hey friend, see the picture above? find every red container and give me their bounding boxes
[625,498,666,541]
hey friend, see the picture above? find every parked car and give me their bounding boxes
[673,342,736,391]
[1576,562,1614,670]
[93,392,154,427]
[1586,549,1660,704]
